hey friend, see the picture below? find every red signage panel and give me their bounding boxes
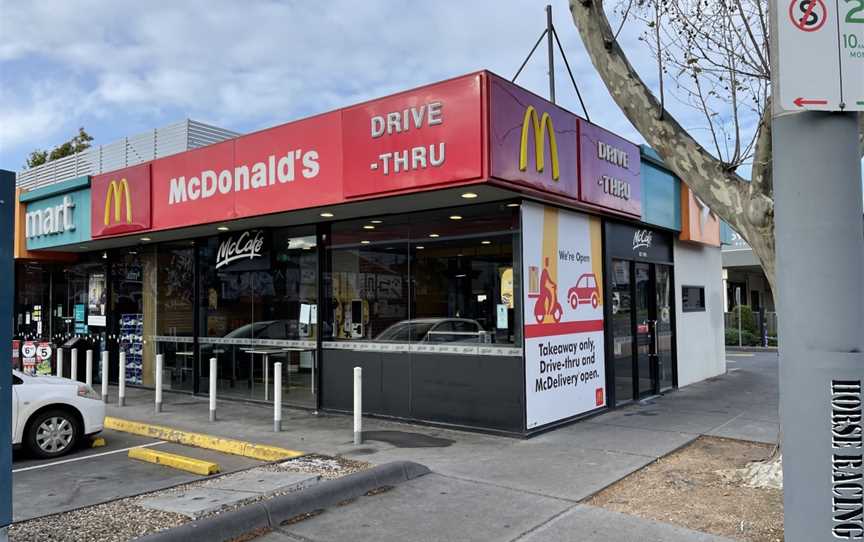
[151,112,343,231]
[91,163,152,237]
[342,73,484,198]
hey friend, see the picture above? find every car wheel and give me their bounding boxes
[25,409,80,459]
[591,293,599,309]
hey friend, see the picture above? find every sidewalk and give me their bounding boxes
[104,352,778,541]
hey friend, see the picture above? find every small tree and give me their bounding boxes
[25,127,94,169]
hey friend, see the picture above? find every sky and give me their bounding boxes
[0,0,744,174]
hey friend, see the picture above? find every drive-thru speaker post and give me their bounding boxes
[772,0,864,538]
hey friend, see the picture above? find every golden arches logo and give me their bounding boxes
[519,106,560,181]
[103,179,132,225]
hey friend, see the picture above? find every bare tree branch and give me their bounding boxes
[568,0,751,232]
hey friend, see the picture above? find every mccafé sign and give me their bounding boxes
[91,163,152,237]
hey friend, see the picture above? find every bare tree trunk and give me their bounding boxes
[568,0,776,288]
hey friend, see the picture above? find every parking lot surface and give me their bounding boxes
[12,429,261,522]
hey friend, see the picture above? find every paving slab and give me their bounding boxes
[532,421,695,458]
[705,416,780,444]
[279,472,572,542]
[140,471,319,518]
[209,470,320,494]
[519,505,735,542]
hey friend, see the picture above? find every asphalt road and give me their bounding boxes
[12,428,261,522]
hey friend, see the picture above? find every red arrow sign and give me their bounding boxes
[794,97,829,107]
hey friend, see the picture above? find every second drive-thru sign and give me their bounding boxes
[776,0,864,111]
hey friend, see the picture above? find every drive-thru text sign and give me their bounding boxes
[776,0,864,111]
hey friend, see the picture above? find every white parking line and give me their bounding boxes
[13,441,167,473]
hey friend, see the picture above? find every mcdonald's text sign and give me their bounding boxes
[488,74,578,199]
[91,163,152,237]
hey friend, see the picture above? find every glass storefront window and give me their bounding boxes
[144,243,195,392]
[324,203,520,349]
[198,227,317,406]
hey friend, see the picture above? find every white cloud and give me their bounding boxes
[0,0,739,171]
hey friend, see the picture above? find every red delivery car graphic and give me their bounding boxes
[568,273,600,310]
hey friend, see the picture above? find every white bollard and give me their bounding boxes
[209,357,217,422]
[353,366,362,445]
[155,354,164,413]
[274,362,282,432]
[118,351,126,407]
[101,351,109,403]
[70,349,78,382]
[85,350,93,388]
[56,348,64,378]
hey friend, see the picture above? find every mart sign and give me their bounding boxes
[775,0,864,111]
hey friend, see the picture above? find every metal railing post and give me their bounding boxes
[56,348,64,378]
[101,351,109,403]
[209,357,217,422]
[274,362,282,432]
[85,350,93,387]
[70,349,78,382]
[155,354,164,413]
[353,366,362,445]
[118,351,126,407]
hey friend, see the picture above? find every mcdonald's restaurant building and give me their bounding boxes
[11,71,727,435]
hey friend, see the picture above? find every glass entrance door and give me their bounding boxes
[611,259,633,405]
[634,262,655,397]
[655,264,674,391]
[613,260,675,402]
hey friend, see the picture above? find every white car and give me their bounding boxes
[11,370,105,459]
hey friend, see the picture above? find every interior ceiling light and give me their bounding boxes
[506,203,520,208]
[416,246,425,250]
[140,237,151,242]
[461,192,478,199]
[429,233,440,238]
[363,225,375,230]
[455,274,467,278]
[370,220,383,224]
[481,240,492,245]
[320,212,334,218]
[216,226,229,231]
[361,240,371,245]
[449,215,462,220]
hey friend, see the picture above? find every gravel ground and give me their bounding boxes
[9,454,370,542]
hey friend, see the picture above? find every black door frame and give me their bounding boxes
[602,220,678,408]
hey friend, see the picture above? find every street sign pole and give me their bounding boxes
[0,171,14,541]
[773,111,863,540]
[772,0,864,537]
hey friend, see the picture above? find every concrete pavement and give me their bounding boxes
[11,429,262,522]
[99,352,777,541]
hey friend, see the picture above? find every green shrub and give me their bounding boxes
[728,305,758,336]
[725,328,758,346]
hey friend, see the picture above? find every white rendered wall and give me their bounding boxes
[674,241,726,387]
